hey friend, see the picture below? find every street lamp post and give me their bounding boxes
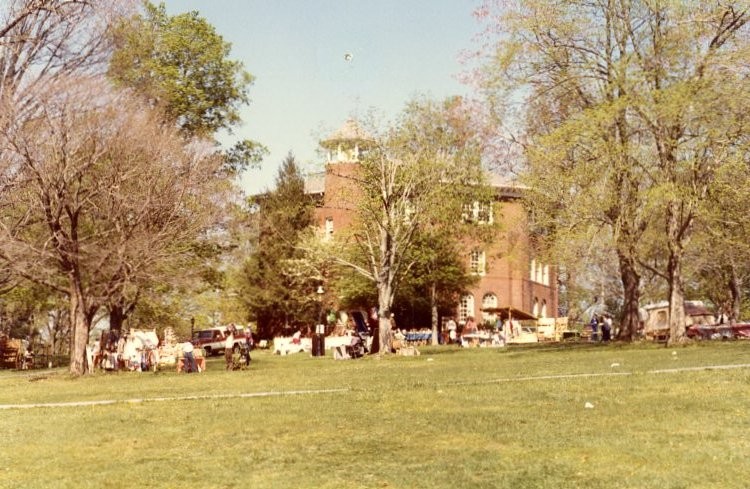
[314,285,325,356]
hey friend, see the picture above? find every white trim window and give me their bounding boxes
[470,250,486,275]
[462,201,493,224]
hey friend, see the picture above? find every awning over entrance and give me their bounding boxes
[480,306,537,321]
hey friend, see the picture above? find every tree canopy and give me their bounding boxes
[240,153,317,339]
[109,1,253,138]
[475,0,750,342]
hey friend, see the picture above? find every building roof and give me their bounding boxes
[488,172,527,198]
[304,170,528,198]
[642,300,714,317]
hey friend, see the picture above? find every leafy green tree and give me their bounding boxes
[109,1,252,138]
[319,98,488,352]
[688,160,750,322]
[106,1,266,333]
[475,1,750,343]
[240,153,317,339]
[403,230,479,343]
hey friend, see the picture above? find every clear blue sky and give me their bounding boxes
[164,0,483,195]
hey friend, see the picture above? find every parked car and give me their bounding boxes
[192,326,248,356]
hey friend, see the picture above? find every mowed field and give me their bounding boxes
[0,341,748,489]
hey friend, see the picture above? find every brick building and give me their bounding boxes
[306,119,557,326]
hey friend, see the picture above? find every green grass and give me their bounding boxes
[1,342,749,488]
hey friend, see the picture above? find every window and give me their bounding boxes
[533,298,539,317]
[470,250,486,275]
[530,259,536,280]
[543,265,550,286]
[462,201,493,224]
[476,201,493,224]
[482,293,498,323]
[324,217,334,241]
[541,300,547,318]
[657,311,667,327]
[459,294,474,323]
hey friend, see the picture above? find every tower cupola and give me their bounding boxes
[319,118,375,163]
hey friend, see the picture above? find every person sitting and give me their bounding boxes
[291,330,302,344]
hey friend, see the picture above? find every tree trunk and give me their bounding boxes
[430,283,439,345]
[728,264,741,326]
[667,252,687,345]
[665,200,690,346]
[108,304,126,333]
[616,250,641,341]
[377,281,394,355]
[69,283,92,376]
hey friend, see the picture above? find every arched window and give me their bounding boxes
[459,294,475,323]
[541,300,548,318]
[532,298,539,317]
[482,293,498,323]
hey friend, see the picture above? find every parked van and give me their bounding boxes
[191,326,247,356]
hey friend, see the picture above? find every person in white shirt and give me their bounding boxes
[183,340,198,373]
[224,325,235,370]
[446,318,457,344]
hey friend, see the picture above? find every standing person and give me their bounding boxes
[244,326,253,365]
[446,317,457,344]
[224,325,235,370]
[602,315,612,342]
[182,340,198,373]
[590,316,599,342]
[464,316,477,335]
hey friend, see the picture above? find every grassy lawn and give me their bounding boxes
[1,341,749,489]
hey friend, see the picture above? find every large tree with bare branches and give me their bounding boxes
[0,78,223,375]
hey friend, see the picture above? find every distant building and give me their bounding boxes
[642,300,716,335]
[307,119,558,325]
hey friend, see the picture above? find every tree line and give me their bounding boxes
[473,0,750,344]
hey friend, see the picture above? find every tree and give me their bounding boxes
[106,1,265,332]
[0,78,223,375]
[109,1,252,138]
[404,230,480,344]
[475,1,750,343]
[239,153,317,339]
[321,98,488,352]
[688,159,750,322]
[0,0,128,112]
